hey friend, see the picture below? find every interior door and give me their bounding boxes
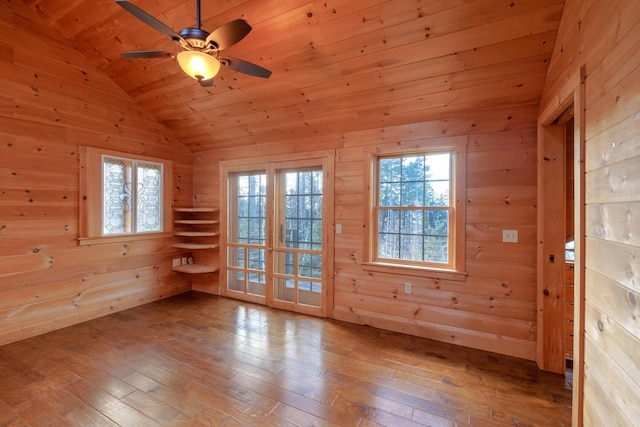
[222,156,332,317]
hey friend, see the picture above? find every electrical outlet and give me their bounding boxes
[404,282,412,294]
[502,229,518,243]
[172,258,181,267]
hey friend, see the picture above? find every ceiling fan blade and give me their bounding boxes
[116,0,184,43]
[205,19,252,50]
[222,57,272,79]
[199,78,214,87]
[121,50,172,59]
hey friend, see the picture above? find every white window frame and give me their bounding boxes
[79,147,173,245]
[363,136,467,281]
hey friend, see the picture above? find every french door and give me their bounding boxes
[221,154,333,317]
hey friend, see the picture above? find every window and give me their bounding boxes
[80,147,172,243]
[103,156,163,235]
[365,137,466,278]
[565,240,575,262]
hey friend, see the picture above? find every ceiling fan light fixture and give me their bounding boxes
[176,51,220,81]
[116,1,271,85]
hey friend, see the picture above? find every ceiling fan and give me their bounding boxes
[115,0,272,87]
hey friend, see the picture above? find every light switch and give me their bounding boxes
[503,230,518,243]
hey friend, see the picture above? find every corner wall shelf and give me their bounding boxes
[173,264,219,274]
[173,242,220,250]
[174,231,219,237]
[174,219,219,225]
[173,207,219,274]
[174,207,217,213]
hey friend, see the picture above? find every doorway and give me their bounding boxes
[537,71,586,425]
[537,105,578,374]
[562,114,576,387]
[220,153,334,318]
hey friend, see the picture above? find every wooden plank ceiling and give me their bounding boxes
[22,0,565,152]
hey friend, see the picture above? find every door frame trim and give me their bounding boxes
[537,67,585,426]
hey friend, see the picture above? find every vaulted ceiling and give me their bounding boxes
[22,0,565,152]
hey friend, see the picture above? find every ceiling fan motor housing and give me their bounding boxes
[179,27,213,49]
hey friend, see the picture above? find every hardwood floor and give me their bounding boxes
[0,292,571,426]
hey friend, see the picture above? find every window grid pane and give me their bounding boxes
[136,163,162,232]
[284,171,323,250]
[376,151,453,265]
[234,173,267,245]
[103,158,132,235]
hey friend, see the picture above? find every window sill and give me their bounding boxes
[78,232,174,246]
[362,261,467,282]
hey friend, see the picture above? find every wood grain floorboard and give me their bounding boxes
[0,292,572,426]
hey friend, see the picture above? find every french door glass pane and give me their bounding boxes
[228,270,244,292]
[248,248,266,270]
[274,251,294,275]
[274,169,323,307]
[299,253,322,279]
[274,277,294,302]
[247,274,266,296]
[299,285,322,306]
[236,174,266,245]
[228,246,243,268]
[228,172,267,297]
[283,170,323,249]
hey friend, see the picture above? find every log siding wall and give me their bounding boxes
[0,1,194,345]
[540,0,640,425]
[6,9,638,426]
[194,103,540,360]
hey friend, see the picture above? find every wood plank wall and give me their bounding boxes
[194,103,540,361]
[540,0,640,425]
[0,1,194,346]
